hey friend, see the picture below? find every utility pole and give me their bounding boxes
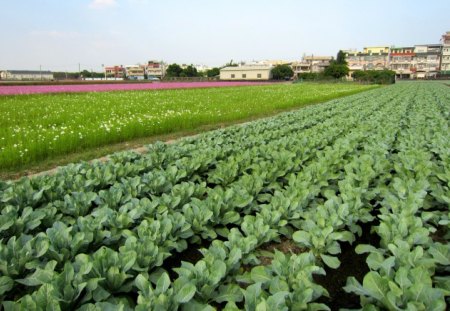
[78,63,81,80]
[40,65,42,80]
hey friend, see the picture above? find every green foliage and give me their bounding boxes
[0,83,374,170]
[80,70,104,79]
[206,67,220,77]
[352,70,396,84]
[181,65,199,77]
[165,63,183,77]
[324,63,349,79]
[271,65,294,80]
[335,50,347,65]
[297,72,325,80]
[0,82,449,310]
[322,51,349,79]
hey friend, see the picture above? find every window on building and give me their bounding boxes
[242,74,246,78]
[257,74,262,78]
[231,74,235,78]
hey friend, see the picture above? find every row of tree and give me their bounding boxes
[165,64,222,78]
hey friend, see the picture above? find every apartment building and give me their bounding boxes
[104,66,124,79]
[146,60,165,79]
[389,47,416,79]
[441,31,450,74]
[414,44,442,78]
[291,56,333,77]
[345,46,390,75]
[124,65,145,80]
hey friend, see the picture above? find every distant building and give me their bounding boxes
[0,70,54,81]
[291,61,311,76]
[105,66,124,79]
[291,55,333,77]
[441,31,450,74]
[343,39,445,79]
[220,65,272,80]
[345,46,390,74]
[146,60,165,79]
[389,46,416,79]
[124,65,145,80]
[414,44,442,79]
[253,60,292,66]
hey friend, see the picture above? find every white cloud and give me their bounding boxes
[89,0,117,9]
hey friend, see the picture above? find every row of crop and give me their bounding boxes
[121,89,414,310]
[0,88,381,211]
[0,89,387,243]
[116,97,406,310]
[211,89,408,310]
[2,83,449,309]
[0,88,394,310]
[343,87,450,310]
[0,87,408,310]
[0,91,364,237]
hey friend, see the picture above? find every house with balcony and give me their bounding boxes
[344,46,390,76]
[291,56,333,77]
[124,65,145,80]
[440,31,450,74]
[104,66,124,79]
[389,47,416,79]
[303,56,333,73]
[414,44,442,79]
[146,60,165,79]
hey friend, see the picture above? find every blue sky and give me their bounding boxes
[0,0,449,71]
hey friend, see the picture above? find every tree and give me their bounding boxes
[324,50,349,79]
[81,70,91,78]
[165,63,183,77]
[181,65,198,77]
[206,67,220,77]
[271,64,294,80]
[336,50,348,65]
[225,60,238,67]
[324,64,349,79]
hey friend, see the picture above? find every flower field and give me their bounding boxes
[0,82,448,310]
[0,83,374,170]
[0,81,268,96]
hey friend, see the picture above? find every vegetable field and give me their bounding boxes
[0,83,374,171]
[0,82,449,310]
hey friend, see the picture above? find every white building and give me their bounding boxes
[124,65,145,80]
[146,61,165,79]
[441,31,450,74]
[0,70,54,81]
[220,65,272,80]
[291,56,333,77]
[414,44,442,79]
